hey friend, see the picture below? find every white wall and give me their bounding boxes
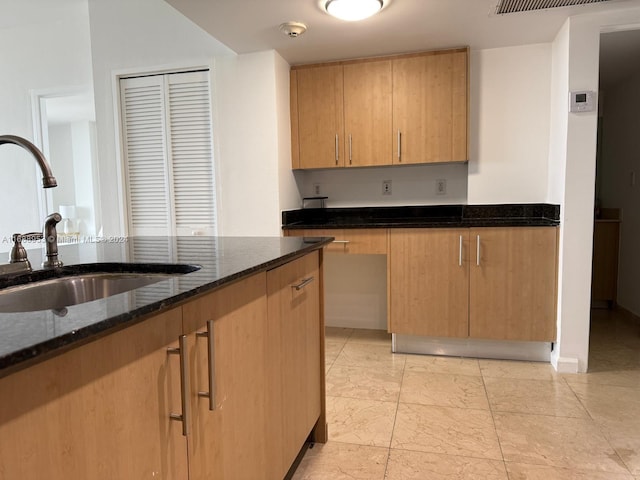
[549,6,640,373]
[216,51,300,236]
[87,0,234,236]
[467,44,552,204]
[599,68,640,316]
[0,0,93,247]
[299,163,468,207]
[276,53,303,215]
[88,0,297,237]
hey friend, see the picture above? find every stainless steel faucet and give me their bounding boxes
[0,135,57,188]
[0,135,61,273]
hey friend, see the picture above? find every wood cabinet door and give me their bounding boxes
[267,251,323,477]
[389,229,469,337]
[469,227,558,341]
[344,60,393,167]
[182,273,270,480]
[392,49,468,164]
[0,308,188,480]
[295,65,344,169]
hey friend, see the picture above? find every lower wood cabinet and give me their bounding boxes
[389,229,469,337]
[182,273,269,480]
[469,227,558,341]
[0,307,188,480]
[267,250,324,478]
[388,226,558,342]
[0,251,326,480]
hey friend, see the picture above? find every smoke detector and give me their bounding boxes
[279,21,308,38]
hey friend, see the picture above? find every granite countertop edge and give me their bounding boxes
[281,203,561,229]
[0,237,332,379]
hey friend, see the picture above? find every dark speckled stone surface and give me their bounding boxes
[282,204,560,229]
[0,236,331,379]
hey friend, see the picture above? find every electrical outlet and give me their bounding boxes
[313,183,321,195]
[436,179,447,195]
[382,180,392,195]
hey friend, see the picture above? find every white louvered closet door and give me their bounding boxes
[166,72,217,237]
[120,75,172,236]
[120,70,217,240]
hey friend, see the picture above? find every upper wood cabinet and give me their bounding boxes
[343,61,392,167]
[392,50,468,164]
[290,47,469,170]
[292,65,344,169]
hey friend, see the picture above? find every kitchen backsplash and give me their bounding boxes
[294,163,468,207]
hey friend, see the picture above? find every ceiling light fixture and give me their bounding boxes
[325,0,383,21]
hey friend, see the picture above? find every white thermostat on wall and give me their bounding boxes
[569,90,596,113]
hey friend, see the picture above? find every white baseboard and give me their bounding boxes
[551,352,580,373]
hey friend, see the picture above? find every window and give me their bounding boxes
[119,70,217,238]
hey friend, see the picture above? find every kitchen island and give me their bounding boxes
[0,236,331,479]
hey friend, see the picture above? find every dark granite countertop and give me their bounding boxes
[0,236,331,379]
[282,204,560,229]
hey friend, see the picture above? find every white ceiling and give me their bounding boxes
[165,0,640,65]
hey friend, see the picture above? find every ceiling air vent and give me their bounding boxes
[495,0,613,14]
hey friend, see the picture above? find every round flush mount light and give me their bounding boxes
[325,0,383,21]
[279,21,308,38]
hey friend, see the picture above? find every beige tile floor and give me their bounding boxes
[292,308,640,479]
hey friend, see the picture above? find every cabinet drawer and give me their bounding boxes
[286,228,387,255]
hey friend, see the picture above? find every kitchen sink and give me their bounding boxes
[0,263,200,313]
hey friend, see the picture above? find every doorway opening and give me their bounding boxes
[589,27,640,371]
[32,89,101,240]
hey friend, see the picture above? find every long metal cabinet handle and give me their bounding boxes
[459,235,463,266]
[168,335,190,436]
[476,235,481,266]
[196,320,216,411]
[292,276,315,291]
[349,134,353,164]
[332,240,350,244]
[397,130,401,162]
[335,134,339,165]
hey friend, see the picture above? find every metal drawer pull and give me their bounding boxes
[332,240,350,244]
[397,130,401,161]
[167,335,190,436]
[196,319,215,411]
[292,276,315,291]
[335,134,339,165]
[349,134,353,164]
[476,235,481,266]
[459,235,463,266]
